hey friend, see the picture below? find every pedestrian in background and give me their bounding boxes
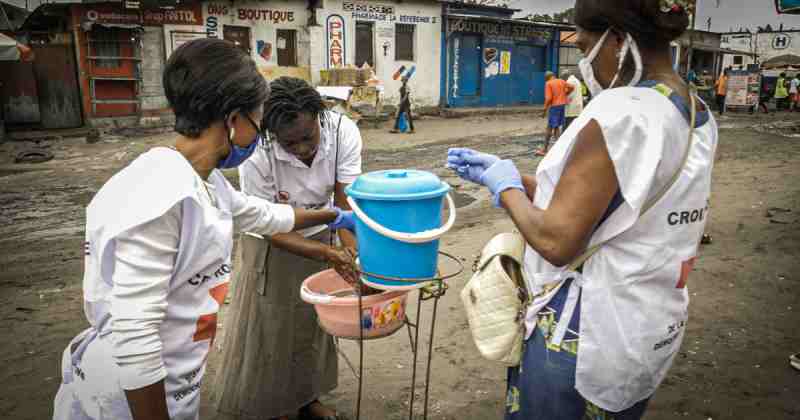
[538,71,574,156]
[774,72,789,111]
[789,73,799,112]
[715,68,729,115]
[564,70,584,131]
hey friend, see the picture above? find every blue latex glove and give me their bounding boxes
[480,160,524,208]
[330,207,356,232]
[445,148,500,185]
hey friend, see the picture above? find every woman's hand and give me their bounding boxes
[446,148,499,184]
[329,207,356,232]
[326,246,358,284]
[446,148,524,207]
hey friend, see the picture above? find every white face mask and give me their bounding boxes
[578,29,644,97]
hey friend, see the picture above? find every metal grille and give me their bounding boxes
[395,23,414,61]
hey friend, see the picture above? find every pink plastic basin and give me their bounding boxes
[301,269,410,339]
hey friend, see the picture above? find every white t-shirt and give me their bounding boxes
[565,75,584,117]
[790,78,799,94]
[240,111,363,237]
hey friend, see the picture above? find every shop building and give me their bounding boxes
[440,1,563,108]
[310,0,442,107]
[4,1,203,130]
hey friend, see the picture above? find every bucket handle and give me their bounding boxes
[345,193,456,244]
[300,284,334,305]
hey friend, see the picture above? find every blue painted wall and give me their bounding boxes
[443,24,560,108]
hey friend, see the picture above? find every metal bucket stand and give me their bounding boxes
[335,251,463,420]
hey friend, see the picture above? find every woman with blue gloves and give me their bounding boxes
[52,39,355,420]
[447,0,718,419]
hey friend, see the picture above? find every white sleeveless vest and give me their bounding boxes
[522,87,718,412]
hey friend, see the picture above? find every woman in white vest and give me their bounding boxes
[447,0,718,418]
[52,39,355,420]
[211,77,362,420]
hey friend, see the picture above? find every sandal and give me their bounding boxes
[298,400,344,420]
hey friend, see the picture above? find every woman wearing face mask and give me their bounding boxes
[211,77,362,420]
[447,1,718,419]
[52,39,355,420]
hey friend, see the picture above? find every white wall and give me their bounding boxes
[720,33,756,70]
[315,0,442,107]
[202,1,314,81]
[755,31,800,63]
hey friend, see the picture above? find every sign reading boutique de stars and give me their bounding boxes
[447,18,552,42]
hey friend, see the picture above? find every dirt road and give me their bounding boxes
[0,111,798,420]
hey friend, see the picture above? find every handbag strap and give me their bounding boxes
[476,232,527,271]
[566,86,698,271]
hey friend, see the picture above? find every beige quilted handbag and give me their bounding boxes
[461,232,528,366]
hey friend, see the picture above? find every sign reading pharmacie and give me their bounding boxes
[447,18,552,41]
[326,14,346,69]
[81,3,202,26]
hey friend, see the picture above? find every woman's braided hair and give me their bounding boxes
[262,77,327,136]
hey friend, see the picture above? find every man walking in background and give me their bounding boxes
[789,73,799,112]
[538,71,573,156]
[564,70,584,131]
[715,68,729,116]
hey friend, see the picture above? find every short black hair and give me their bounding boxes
[163,38,269,138]
[262,77,326,135]
[575,0,690,48]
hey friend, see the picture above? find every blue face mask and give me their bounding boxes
[217,135,259,169]
[216,114,262,169]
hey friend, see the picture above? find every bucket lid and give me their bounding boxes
[346,170,450,201]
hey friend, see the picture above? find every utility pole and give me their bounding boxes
[687,0,698,77]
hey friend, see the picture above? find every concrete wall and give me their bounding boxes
[202,0,313,82]
[140,26,169,111]
[314,0,442,107]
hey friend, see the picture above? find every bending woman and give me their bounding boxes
[52,39,354,420]
[211,77,361,420]
[447,1,718,418]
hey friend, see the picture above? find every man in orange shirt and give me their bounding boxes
[714,68,729,115]
[538,71,574,156]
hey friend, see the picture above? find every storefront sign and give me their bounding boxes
[206,16,219,38]
[84,4,202,26]
[237,8,295,23]
[448,18,551,41]
[772,33,791,50]
[85,8,140,25]
[143,5,202,26]
[500,50,511,74]
[343,2,395,15]
[207,3,230,16]
[726,70,761,107]
[326,14,346,68]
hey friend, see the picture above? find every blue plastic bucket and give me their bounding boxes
[346,170,455,290]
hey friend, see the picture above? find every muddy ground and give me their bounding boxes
[0,111,798,420]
